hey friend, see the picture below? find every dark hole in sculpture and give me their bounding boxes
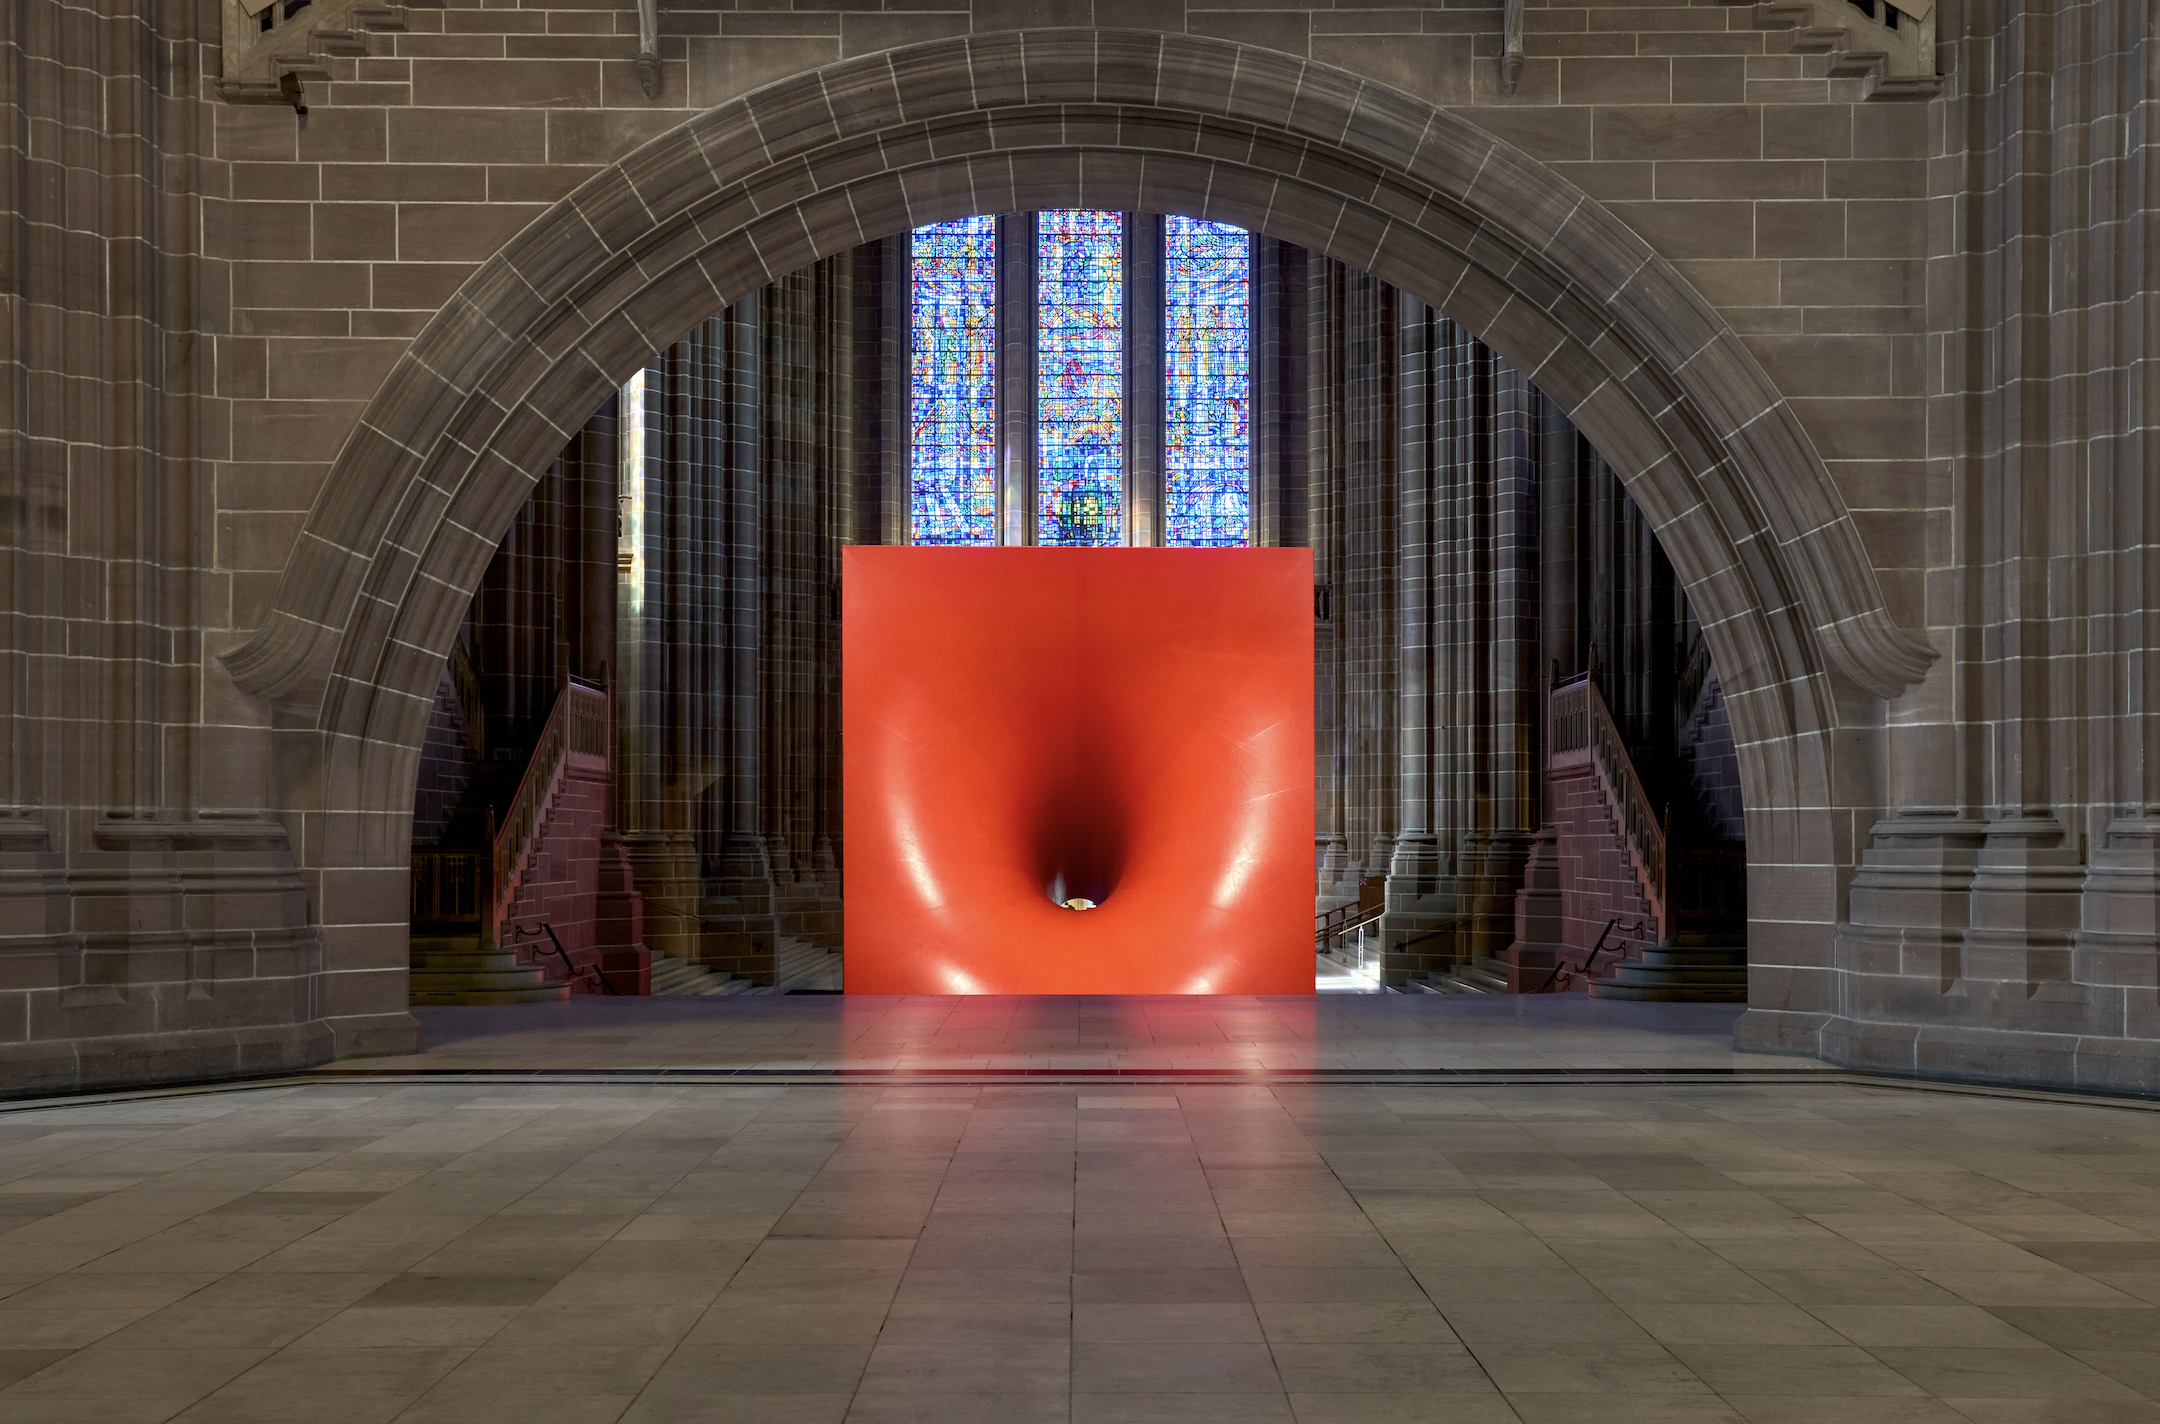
[1031,765,1126,913]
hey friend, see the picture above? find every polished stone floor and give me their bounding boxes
[4,999,2160,1423]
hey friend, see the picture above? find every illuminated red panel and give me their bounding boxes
[843,547,1315,995]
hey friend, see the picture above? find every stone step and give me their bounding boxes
[747,936,843,994]
[1413,957,1510,995]
[1588,944,1749,1002]
[1589,978,1748,1003]
[648,951,750,997]
[409,964,558,989]
[411,948,527,971]
[410,984,570,1006]
[1635,947,1746,969]
[410,935,485,954]
[409,932,570,1006]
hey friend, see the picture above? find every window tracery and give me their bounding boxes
[1163,216,1252,548]
[907,210,1252,548]
[907,216,1000,546]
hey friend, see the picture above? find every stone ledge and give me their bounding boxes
[1736,1006,2160,1098]
[326,1010,426,1059]
[0,1021,339,1101]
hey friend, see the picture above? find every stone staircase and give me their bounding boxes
[407,936,843,1002]
[764,935,844,993]
[1407,956,1510,994]
[648,950,754,997]
[409,933,568,1006]
[1588,942,1747,1002]
[647,936,841,996]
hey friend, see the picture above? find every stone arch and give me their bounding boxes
[221,30,1933,962]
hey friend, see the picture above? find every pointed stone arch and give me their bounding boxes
[218,30,1933,1035]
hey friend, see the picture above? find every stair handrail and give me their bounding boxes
[1316,899,1384,954]
[491,680,610,938]
[1315,875,1387,954]
[508,920,622,996]
[1535,915,1650,994]
[1550,674,1666,934]
[1389,912,1474,958]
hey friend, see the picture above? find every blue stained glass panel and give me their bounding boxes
[910,217,998,545]
[1037,210,1125,546]
[1164,216,1251,547]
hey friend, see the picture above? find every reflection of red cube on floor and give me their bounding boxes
[843,547,1316,995]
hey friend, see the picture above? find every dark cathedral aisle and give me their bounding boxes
[409,220,1748,1009]
[6,1,2160,1419]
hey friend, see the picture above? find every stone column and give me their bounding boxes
[2078,13,2160,1048]
[1827,0,2088,1071]
[1308,259,1351,896]
[620,332,707,963]
[997,213,1037,546]
[760,257,850,949]
[1127,214,1164,547]
[1341,269,1399,889]
[854,237,909,547]
[1252,237,1309,552]
[697,300,781,982]
[1461,353,1539,959]
[1504,393,1587,982]
[1386,294,1444,943]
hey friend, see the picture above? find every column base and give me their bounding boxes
[1735,1007,2160,1098]
[0,1019,340,1101]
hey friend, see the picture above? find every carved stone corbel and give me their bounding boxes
[636,0,662,98]
[1501,0,1525,95]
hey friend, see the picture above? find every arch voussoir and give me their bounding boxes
[221,29,1933,888]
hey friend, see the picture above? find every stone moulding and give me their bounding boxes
[1731,0,1944,100]
[219,29,1934,760]
[220,0,418,84]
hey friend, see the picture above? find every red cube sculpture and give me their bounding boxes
[843,547,1316,995]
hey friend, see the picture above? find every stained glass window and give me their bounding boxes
[909,217,998,545]
[1036,210,1125,546]
[1164,217,1251,547]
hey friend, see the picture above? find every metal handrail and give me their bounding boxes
[1316,899,1384,954]
[508,921,622,996]
[1389,914,1474,961]
[1536,916,1649,994]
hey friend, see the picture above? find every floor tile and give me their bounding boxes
[1071,1340,1281,1393]
[1071,1303,1265,1343]
[1468,1342,1713,1395]
[1805,1304,2048,1348]
[874,1302,1072,1344]
[1624,1303,1849,1345]
[841,1392,1067,1424]
[1870,1346,2146,1399]
[1072,1268,1250,1304]
[1287,1398,1519,1424]
[1255,1301,1455,1344]
[1670,1344,1932,1397]
[1271,1341,1489,1394]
